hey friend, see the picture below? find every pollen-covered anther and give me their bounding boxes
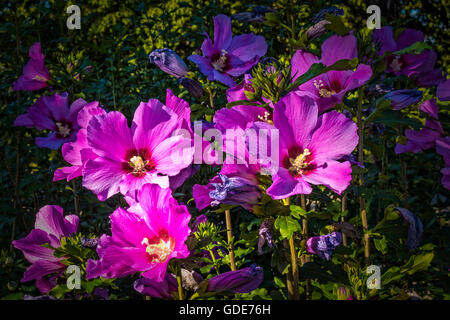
[289,148,312,175]
[55,122,71,137]
[257,111,273,124]
[212,49,228,72]
[129,155,149,174]
[314,79,336,98]
[141,237,173,263]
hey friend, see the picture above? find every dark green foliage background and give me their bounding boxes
[0,0,448,299]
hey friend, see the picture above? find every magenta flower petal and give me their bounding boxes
[227,33,268,63]
[188,55,214,76]
[213,14,233,51]
[308,111,358,163]
[342,64,373,92]
[34,205,79,238]
[396,29,424,49]
[165,88,191,132]
[76,101,105,128]
[134,275,177,299]
[214,105,267,131]
[13,229,59,263]
[13,114,34,127]
[436,137,450,164]
[303,160,352,194]
[193,184,215,210]
[291,50,320,81]
[82,157,125,201]
[13,42,50,91]
[274,93,318,151]
[419,99,438,119]
[320,34,357,66]
[151,135,193,176]
[21,260,65,283]
[437,79,450,101]
[372,27,397,55]
[211,69,236,87]
[87,111,133,162]
[266,168,312,199]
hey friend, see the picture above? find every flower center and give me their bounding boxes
[390,55,403,72]
[314,79,336,98]
[55,122,71,137]
[289,148,312,176]
[141,237,173,263]
[212,49,228,72]
[129,155,148,174]
[257,111,274,125]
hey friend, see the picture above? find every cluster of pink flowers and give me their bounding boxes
[11,11,449,299]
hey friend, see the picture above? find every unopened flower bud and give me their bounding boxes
[179,77,204,98]
[149,48,189,78]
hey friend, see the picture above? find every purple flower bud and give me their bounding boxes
[385,89,422,110]
[311,6,344,24]
[81,237,99,249]
[179,77,204,98]
[395,207,423,250]
[232,6,274,23]
[306,20,331,40]
[306,232,342,260]
[149,48,189,78]
[193,214,208,231]
[134,274,177,299]
[207,264,264,293]
[258,219,276,254]
[209,174,260,208]
[85,65,93,73]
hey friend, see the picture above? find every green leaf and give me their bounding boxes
[374,235,388,254]
[225,99,259,109]
[290,205,306,219]
[274,216,301,239]
[391,41,431,55]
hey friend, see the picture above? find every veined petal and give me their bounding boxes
[86,111,133,162]
[303,160,352,194]
[213,14,233,51]
[308,111,358,163]
[274,92,318,151]
[321,34,357,66]
[266,168,312,199]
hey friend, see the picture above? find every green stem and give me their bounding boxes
[341,192,348,247]
[286,197,299,300]
[176,261,184,300]
[225,209,237,271]
[72,180,79,216]
[357,87,370,264]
